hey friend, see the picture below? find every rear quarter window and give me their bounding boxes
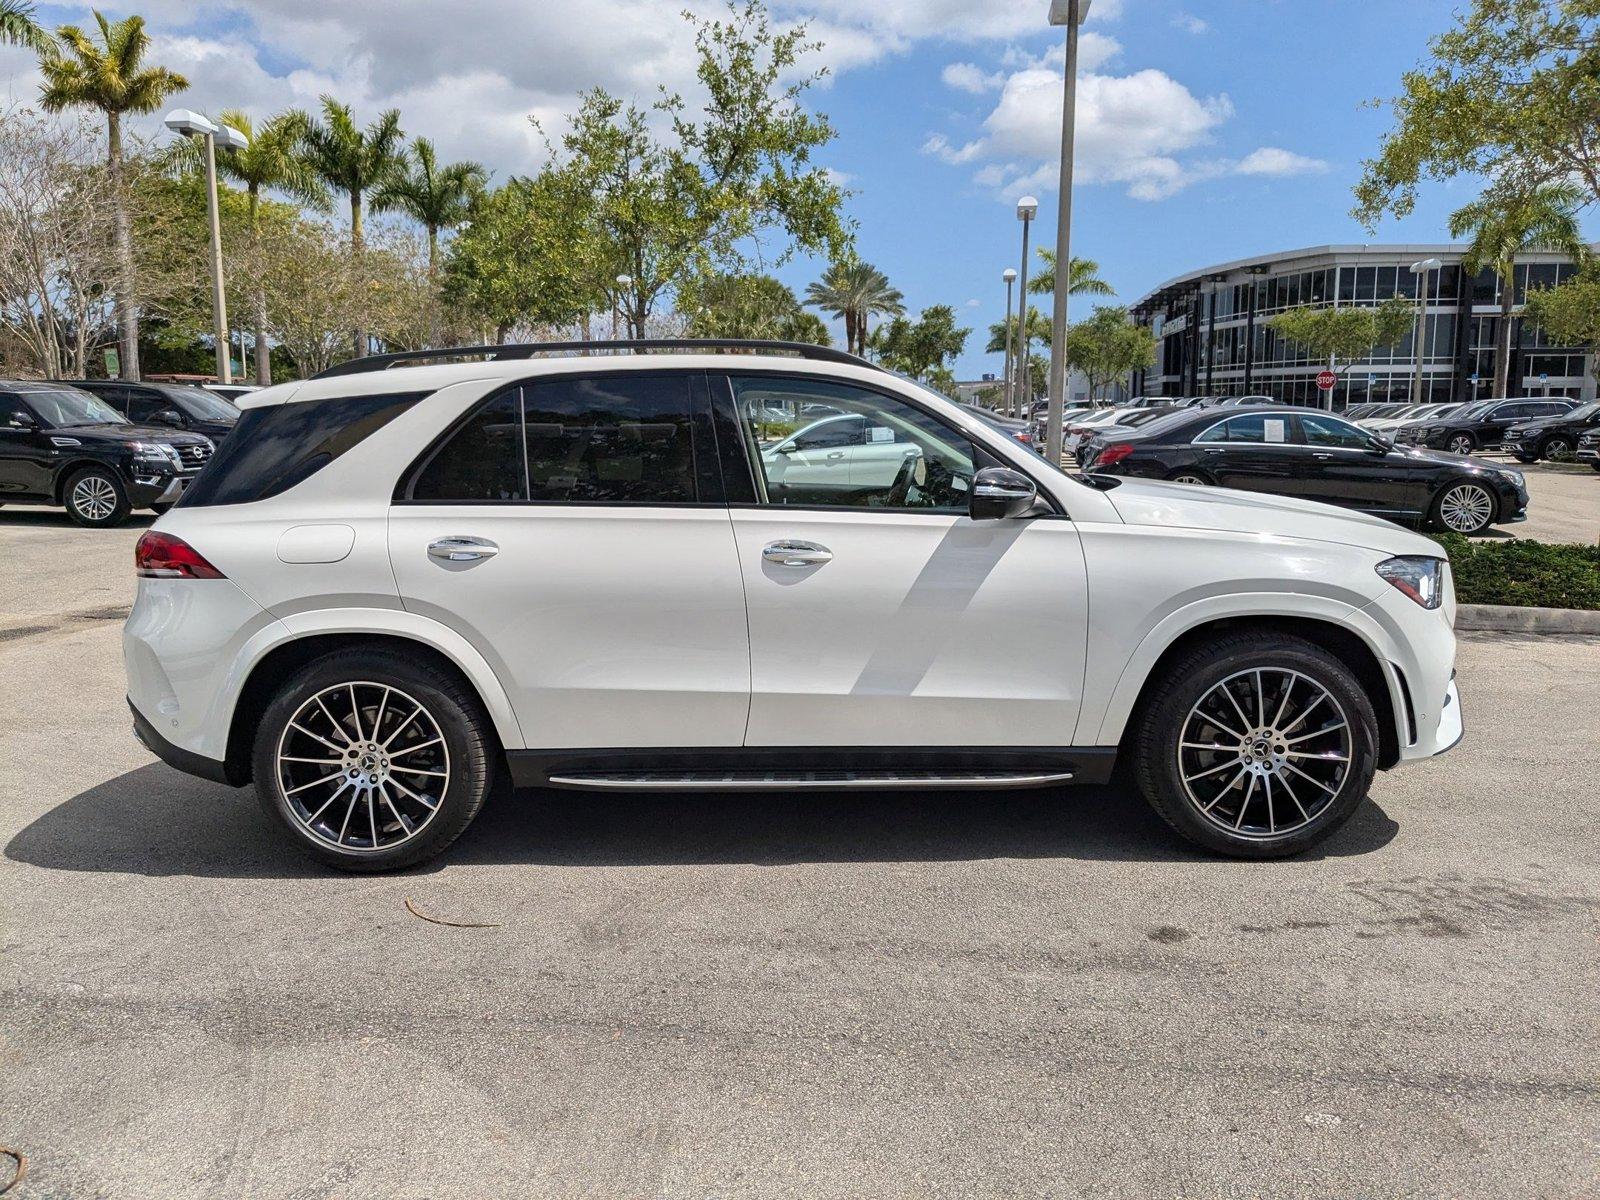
[177,391,426,508]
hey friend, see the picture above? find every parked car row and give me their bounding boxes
[1080,406,1528,535]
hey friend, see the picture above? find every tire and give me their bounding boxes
[1446,433,1475,455]
[1512,452,1538,464]
[63,466,131,528]
[252,648,499,871]
[1130,632,1379,859]
[1430,481,1496,534]
[1168,471,1212,486]
[1540,434,1575,462]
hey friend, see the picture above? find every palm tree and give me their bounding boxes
[39,11,188,381]
[0,0,53,53]
[1449,183,1589,398]
[985,307,1053,354]
[804,260,905,356]
[1027,248,1115,299]
[302,97,406,356]
[374,138,485,347]
[211,109,326,383]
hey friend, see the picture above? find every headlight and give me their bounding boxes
[1493,467,1523,483]
[1376,556,1445,609]
[130,441,180,469]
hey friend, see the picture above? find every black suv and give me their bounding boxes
[58,378,241,440]
[1396,397,1574,455]
[0,381,215,526]
[1577,427,1600,473]
[1502,400,1600,462]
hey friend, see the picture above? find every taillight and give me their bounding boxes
[1013,430,1034,445]
[1092,442,1135,468]
[135,530,225,579]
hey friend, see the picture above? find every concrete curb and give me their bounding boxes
[1456,604,1600,635]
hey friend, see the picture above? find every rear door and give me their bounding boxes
[718,372,1089,749]
[1194,413,1303,494]
[388,371,751,750]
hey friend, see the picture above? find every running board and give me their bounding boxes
[544,769,1075,792]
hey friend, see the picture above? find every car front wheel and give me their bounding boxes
[1432,481,1496,534]
[1541,434,1575,462]
[1446,433,1475,455]
[63,466,131,527]
[1130,632,1378,858]
[252,648,498,871]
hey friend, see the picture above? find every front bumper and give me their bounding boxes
[127,472,196,507]
[1345,582,1461,765]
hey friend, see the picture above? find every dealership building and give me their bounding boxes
[1130,243,1594,410]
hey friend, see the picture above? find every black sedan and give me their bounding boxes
[1502,401,1600,462]
[1083,406,1528,535]
[1395,397,1573,455]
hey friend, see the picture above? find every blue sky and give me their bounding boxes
[4,0,1578,376]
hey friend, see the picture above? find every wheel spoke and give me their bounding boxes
[372,687,391,741]
[1220,682,1253,733]
[1279,690,1329,736]
[290,721,346,754]
[313,695,349,743]
[389,737,443,758]
[1282,759,1338,795]
[336,791,359,844]
[1263,772,1275,833]
[392,765,447,778]
[1235,773,1258,829]
[382,706,422,748]
[378,784,414,835]
[367,790,379,849]
[1254,670,1267,726]
[1270,672,1295,728]
[1277,771,1310,821]
[389,776,439,811]
[1183,759,1240,784]
[1181,741,1235,752]
[286,771,345,796]
[306,778,354,826]
[281,756,343,766]
[1287,723,1346,745]
[1287,749,1349,762]
[349,683,366,742]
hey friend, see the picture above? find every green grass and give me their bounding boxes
[1428,533,1600,610]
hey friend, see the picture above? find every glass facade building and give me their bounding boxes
[1130,244,1595,410]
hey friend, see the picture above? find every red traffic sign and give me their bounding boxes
[1316,370,1337,391]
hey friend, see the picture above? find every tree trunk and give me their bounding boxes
[351,191,366,358]
[1494,264,1514,398]
[107,112,139,380]
[249,187,272,385]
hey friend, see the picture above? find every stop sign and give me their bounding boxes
[1316,370,1337,391]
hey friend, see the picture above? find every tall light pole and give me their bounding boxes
[1408,257,1442,405]
[614,274,633,340]
[1014,195,1038,418]
[164,110,247,384]
[1045,0,1090,463]
[1002,267,1018,414]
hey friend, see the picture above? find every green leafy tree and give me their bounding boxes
[1267,297,1416,382]
[1449,182,1588,396]
[684,272,825,342]
[1354,0,1600,225]
[1027,248,1115,299]
[804,259,903,355]
[0,0,53,53]
[554,0,851,338]
[1063,306,1156,401]
[302,97,406,355]
[1522,261,1600,382]
[39,10,188,380]
[868,304,969,380]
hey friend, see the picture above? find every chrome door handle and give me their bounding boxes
[762,539,832,567]
[428,536,499,562]
[1312,452,1333,459]
[826,451,846,460]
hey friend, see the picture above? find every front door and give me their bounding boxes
[720,373,1089,749]
[0,396,53,498]
[1293,411,1422,514]
[388,371,751,750]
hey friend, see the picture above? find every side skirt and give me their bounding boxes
[505,746,1118,792]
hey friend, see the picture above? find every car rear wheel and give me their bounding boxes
[252,648,499,871]
[1168,471,1212,486]
[1130,632,1378,858]
[1446,433,1475,455]
[1431,481,1496,534]
[63,466,131,528]
[1540,434,1575,462]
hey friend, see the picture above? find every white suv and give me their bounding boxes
[123,340,1462,870]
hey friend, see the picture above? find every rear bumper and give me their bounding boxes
[130,697,239,785]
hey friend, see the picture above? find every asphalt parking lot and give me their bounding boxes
[2,510,1598,1198]
[1478,458,1598,545]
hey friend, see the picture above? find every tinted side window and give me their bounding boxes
[127,392,167,422]
[1211,414,1291,444]
[523,374,696,503]
[0,396,33,427]
[411,390,526,502]
[178,392,426,508]
[1299,414,1369,449]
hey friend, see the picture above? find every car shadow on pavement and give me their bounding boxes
[6,761,1399,878]
[0,510,155,529]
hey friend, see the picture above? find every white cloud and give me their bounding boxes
[1236,146,1331,176]
[942,62,1004,94]
[1172,13,1209,35]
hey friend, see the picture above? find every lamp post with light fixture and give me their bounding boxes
[1408,257,1442,405]
[1002,267,1018,413]
[1044,0,1090,462]
[1014,195,1038,417]
[164,110,248,384]
[614,274,633,340]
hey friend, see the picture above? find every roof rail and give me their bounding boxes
[309,338,876,380]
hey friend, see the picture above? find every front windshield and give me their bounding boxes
[163,385,239,422]
[22,387,128,428]
[1565,401,1599,421]
[1452,401,1496,421]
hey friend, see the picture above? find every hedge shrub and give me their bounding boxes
[1428,533,1600,610]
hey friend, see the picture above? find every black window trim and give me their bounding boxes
[393,367,724,509]
[707,367,1065,518]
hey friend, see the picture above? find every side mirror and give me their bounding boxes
[970,466,1039,520]
[3,416,37,433]
[150,408,184,427]
[1367,435,1393,454]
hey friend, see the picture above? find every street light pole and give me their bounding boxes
[1045,0,1090,464]
[1408,257,1441,406]
[164,110,248,385]
[614,274,633,341]
[1014,196,1038,418]
[1002,267,1018,415]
